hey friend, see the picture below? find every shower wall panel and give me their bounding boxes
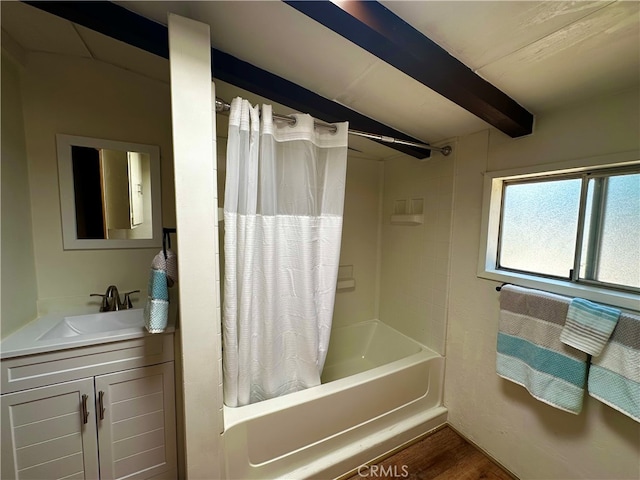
[379,152,455,354]
[332,157,383,328]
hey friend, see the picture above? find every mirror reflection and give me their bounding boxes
[72,146,152,240]
[57,134,162,250]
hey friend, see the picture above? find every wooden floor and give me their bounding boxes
[346,426,515,480]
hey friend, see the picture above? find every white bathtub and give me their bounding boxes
[222,320,447,479]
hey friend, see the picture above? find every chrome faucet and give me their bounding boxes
[105,285,122,311]
[91,285,140,312]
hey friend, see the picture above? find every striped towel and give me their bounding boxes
[560,298,621,356]
[144,249,177,333]
[588,311,640,422]
[497,285,588,414]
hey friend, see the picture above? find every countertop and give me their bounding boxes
[1,309,175,359]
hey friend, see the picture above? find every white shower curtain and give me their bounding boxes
[223,97,348,407]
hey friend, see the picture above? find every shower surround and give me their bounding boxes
[217,150,455,478]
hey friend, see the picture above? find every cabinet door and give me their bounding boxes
[96,363,177,479]
[1,378,99,480]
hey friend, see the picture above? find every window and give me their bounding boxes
[580,171,640,289]
[479,155,640,310]
[499,177,582,278]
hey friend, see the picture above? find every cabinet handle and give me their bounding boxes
[98,390,106,420]
[81,394,89,424]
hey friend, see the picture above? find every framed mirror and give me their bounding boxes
[56,134,162,250]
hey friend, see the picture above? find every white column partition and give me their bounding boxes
[168,13,222,478]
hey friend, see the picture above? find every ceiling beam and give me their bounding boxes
[285,0,534,138]
[25,1,435,158]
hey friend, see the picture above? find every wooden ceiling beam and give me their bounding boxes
[285,0,534,138]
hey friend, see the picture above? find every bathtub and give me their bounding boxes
[222,319,447,479]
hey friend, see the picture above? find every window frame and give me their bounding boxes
[478,150,640,311]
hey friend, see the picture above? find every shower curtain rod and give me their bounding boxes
[214,98,452,156]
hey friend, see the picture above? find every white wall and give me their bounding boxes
[19,52,174,316]
[1,52,38,337]
[168,14,221,478]
[332,156,383,328]
[378,150,454,354]
[446,88,640,479]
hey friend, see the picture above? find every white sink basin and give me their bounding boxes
[38,309,144,341]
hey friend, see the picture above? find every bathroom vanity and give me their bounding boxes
[0,310,177,480]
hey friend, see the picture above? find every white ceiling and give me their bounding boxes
[2,1,638,160]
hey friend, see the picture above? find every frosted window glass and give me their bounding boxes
[593,173,640,288]
[499,179,581,277]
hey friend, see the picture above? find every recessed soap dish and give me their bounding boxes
[336,265,356,292]
[390,214,423,225]
[391,198,424,225]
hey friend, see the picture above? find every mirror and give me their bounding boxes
[56,134,162,250]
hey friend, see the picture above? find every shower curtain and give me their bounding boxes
[223,97,348,407]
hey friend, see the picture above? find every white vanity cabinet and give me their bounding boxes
[1,378,100,479]
[96,363,176,480]
[1,334,177,480]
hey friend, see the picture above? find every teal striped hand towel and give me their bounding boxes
[144,250,176,333]
[497,285,588,414]
[588,311,640,423]
[560,298,621,356]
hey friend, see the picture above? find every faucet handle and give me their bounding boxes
[122,290,140,309]
[90,293,110,312]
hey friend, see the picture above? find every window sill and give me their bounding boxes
[479,268,640,313]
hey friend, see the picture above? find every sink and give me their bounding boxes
[38,309,144,341]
